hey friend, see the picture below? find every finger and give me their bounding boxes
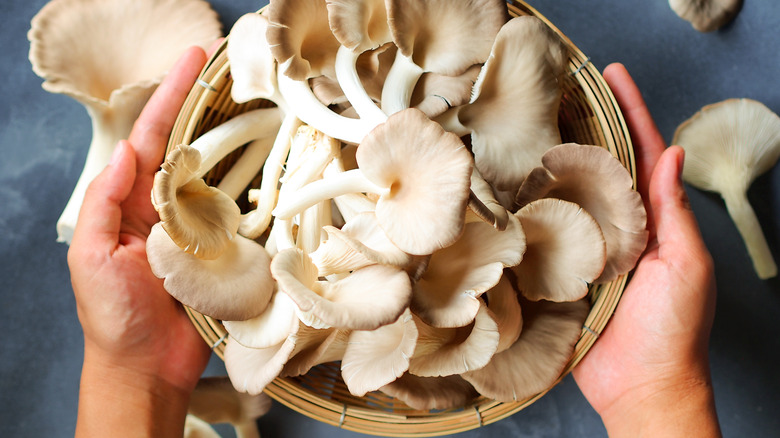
[70,141,137,252]
[603,63,666,203]
[128,46,208,175]
[649,146,708,257]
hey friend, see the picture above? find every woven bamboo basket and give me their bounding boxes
[166,1,635,436]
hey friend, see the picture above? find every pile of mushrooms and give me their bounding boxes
[147,0,648,409]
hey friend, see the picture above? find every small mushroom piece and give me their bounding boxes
[146,223,274,321]
[184,415,220,438]
[380,374,478,411]
[341,309,418,396]
[513,198,606,302]
[380,0,507,113]
[188,376,272,438]
[309,212,413,276]
[515,143,648,283]
[408,301,500,377]
[411,216,525,328]
[273,108,473,256]
[271,248,412,330]
[28,0,222,244]
[461,298,589,402]
[673,98,780,279]
[436,15,567,193]
[152,145,241,260]
[669,0,743,32]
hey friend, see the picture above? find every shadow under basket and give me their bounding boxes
[166,1,636,436]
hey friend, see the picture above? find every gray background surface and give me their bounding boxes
[2,0,779,437]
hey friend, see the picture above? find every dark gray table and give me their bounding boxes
[2,0,778,437]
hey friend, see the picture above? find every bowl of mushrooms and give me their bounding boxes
[149,0,648,435]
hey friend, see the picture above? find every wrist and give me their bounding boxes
[76,348,193,437]
[600,371,721,438]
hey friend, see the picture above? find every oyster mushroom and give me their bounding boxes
[28,0,222,244]
[380,374,478,411]
[669,0,743,32]
[515,143,648,283]
[188,376,272,438]
[673,98,780,279]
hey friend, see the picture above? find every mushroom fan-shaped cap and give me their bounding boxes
[513,198,606,302]
[457,15,567,193]
[327,0,391,52]
[411,65,482,119]
[411,216,525,328]
[358,108,473,255]
[152,145,241,260]
[267,0,341,80]
[673,98,780,279]
[271,248,412,330]
[28,0,221,107]
[227,12,277,104]
[380,374,478,411]
[515,143,648,283]
[386,0,507,76]
[341,309,418,396]
[188,376,272,430]
[669,0,743,32]
[223,291,299,349]
[461,298,589,402]
[146,223,274,321]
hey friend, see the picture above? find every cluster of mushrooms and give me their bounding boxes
[146,0,648,410]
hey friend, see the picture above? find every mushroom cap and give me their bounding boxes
[327,0,391,52]
[223,291,298,349]
[271,248,412,330]
[146,223,274,321]
[188,376,272,425]
[358,108,473,255]
[411,216,525,328]
[513,198,606,302]
[458,15,567,193]
[282,328,350,377]
[386,0,507,76]
[461,298,589,402]
[341,309,418,396]
[152,145,241,260]
[410,65,482,119]
[484,275,523,353]
[380,374,478,411]
[669,0,743,32]
[673,98,780,193]
[408,301,500,377]
[227,12,277,104]
[28,0,221,107]
[266,0,341,80]
[515,143,648,283]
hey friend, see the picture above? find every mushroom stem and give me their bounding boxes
[380,52,424,115]
[277,70,379,144]
[335,45,388,125]
[273,169,388,220]
[721,186,777,279]
[217,136,275,199]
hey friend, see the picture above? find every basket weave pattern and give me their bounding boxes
[166,1,634,436]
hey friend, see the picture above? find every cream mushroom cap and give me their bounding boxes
[461,298,589,402]
[223,291,299,349]
[513,198,606,302]
[669,0,743,32]
[226,12,278,104]
[146,223,274,321]
[673,98,780,279]
[515,143,648,283]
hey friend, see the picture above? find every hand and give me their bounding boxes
[572,63,721,437]
[67,46,211,437]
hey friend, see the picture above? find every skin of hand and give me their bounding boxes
[572,63,721,437]
[67,46,211,437]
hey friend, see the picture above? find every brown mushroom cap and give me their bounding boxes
[380,374,478,411]
[327,0,391,52]
[146,223,274,321]
[461,298,589,402]
[669,0,743,32]
[513,198,606,302]
[515,143,648,283]
[341,309,418,396]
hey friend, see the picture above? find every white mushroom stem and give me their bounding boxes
[277,70,380,144]
[721,186,777,279]
[380,52,424,115]
[335,45,388,125]
[273,169,388,220]
[56,95,153,243]
[216,135,276,199]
